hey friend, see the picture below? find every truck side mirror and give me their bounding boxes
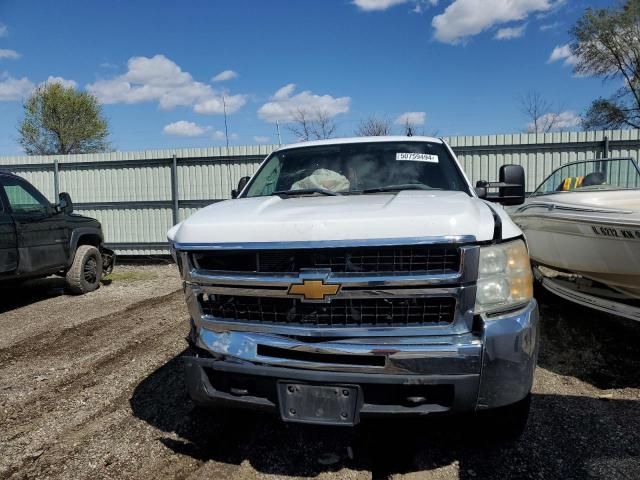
[231,176,250,199]
[476,165,525,206]
[58,192,74,214]
[498,165,525,206]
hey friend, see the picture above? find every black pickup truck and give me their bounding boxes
[0,171,114,294]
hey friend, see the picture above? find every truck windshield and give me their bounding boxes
[243,141,470,197]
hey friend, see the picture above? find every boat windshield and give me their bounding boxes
[242,141,471,198]
[531,158,640,196]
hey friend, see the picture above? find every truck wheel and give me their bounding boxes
[479,393,531,442]
[65,245,103,294]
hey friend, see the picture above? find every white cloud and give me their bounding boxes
[353,0,409,11]
[163,120,211,137]
[0,73,77,102]
[0,73,34,101]
[394,111,426,125]
[527,111,580,132]
[211,131,238,141]
[432,0,554,44]
[0,24,8,38]
[42,76,78,89]
[212,70,238,82]
[548,43,578,66]
[535,0,566,20]
[193,93,247,114]
[551,111,580,129]
[540,21,561,31]
[0,49,20,60]
[354,0,438,11]
[254,135,270,143]
[495,24,526,40]
[258,83,351,123]
[412,1,439,13]
[86,54,247,115]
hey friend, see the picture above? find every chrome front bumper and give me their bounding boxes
[185,299,538,413]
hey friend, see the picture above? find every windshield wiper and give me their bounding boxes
[273,188,340,198]
[361,184,435,194]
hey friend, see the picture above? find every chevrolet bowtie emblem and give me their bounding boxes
[288,279,341,301]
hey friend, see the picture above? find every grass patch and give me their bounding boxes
[104,270,155,282]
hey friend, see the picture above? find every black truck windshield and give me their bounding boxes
[243,141,470,198]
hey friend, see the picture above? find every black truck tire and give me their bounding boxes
[65,245,103,294]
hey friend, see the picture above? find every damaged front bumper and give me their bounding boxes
[183,299,539,421]
[100,246,116,277]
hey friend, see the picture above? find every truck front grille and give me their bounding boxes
[192,245,460,274]
[199,295,456,327]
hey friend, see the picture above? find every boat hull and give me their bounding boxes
[512,190,640,299]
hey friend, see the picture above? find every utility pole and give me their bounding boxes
[276,120,282,146]
[222,95,229,149]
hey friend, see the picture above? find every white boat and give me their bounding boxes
[511,158,640,318]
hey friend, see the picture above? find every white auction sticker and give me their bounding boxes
[396,152,439,163]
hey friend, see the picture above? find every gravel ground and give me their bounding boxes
[0,264,639,480]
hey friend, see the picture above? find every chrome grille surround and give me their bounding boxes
[178,236,480,338]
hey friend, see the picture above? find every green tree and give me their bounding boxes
[572,1,640,129]
[19,82,110,155]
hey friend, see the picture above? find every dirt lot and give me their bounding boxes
[0,263,639,480]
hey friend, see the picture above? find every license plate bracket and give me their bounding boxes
[277,382,360,426]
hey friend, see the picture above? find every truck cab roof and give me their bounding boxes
[276,135,444,152]
[0,171,22,180]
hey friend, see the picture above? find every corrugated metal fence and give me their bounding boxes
[1,129,639,255]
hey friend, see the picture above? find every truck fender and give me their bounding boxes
[68,227,104,269]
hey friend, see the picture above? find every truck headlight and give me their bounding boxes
[475,239,533,314]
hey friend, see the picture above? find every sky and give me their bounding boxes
[0,0,619,154]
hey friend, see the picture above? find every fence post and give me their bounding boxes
[53,159,60,199]
[170,154,179,226]
[603,135,609,158]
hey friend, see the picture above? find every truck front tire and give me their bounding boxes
[65,245,103,294]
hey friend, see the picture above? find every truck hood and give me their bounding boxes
[169,191,520,246]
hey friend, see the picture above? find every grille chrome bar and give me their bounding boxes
[194,285,463,300]
[174,235,476,251]
[188,271,463,288]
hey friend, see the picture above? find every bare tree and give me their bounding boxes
[355,115,392,136]
[310,110,337,139]
[287,108,337,141]
[518,90,563,133]
[287,108,313,141]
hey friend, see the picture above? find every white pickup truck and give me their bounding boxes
[168,136,539,438]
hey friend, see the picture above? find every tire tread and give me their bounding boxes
[65,245,102,294]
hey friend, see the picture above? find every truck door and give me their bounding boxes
[0,176,69,274]
[0,191,18,274]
